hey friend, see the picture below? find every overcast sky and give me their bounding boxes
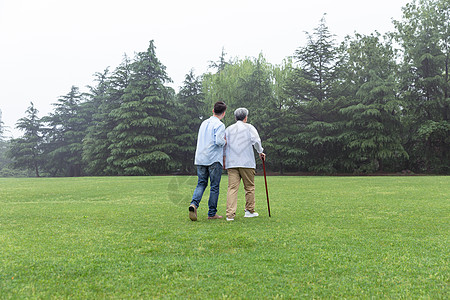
[0,0,410,138]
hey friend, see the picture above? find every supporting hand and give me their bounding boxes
[259,153,266,161]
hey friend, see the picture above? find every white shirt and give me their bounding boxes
[194,116,226,166]
[224,121,263,169]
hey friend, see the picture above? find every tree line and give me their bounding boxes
[1,0,449,176]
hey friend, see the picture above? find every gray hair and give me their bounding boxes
[234,107,249,121]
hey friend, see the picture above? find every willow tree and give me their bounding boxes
[234,54,281,170]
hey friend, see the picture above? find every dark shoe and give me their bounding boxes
[189,205,197,221]
[207,214,223,220]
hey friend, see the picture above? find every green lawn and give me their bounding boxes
[0,176,448,298]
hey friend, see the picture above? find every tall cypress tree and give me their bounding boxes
[108,41,177,175]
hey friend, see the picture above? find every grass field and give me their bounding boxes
[0,175,448,298]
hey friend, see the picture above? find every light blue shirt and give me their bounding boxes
[194,116,226,166]
[224,121,263,169]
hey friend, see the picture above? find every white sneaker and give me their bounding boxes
[226,217,234,221]
[244,210,259,218]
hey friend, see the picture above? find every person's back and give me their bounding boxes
[223,108,265,221]
[195,116,226,166]
[189,101,227,221]
[224,121,262,169]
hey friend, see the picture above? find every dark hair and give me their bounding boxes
[213,101,227,115]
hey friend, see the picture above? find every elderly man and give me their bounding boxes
[189,101,227,221]
[223,108,265,221]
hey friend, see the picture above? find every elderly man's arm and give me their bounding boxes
[222,130,227,169]
[249,125,264,154]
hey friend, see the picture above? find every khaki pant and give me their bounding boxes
[226,168,256,219]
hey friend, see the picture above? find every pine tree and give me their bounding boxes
[83,56,133,176]
[339,33,408,173]
[291,15,339,103]
[108,41,177,175]
[285,16,343,173]
[268,59,307,173]
[82,68,113,175]
[175,69,207,173]
[8,102,44,177]
[43,86,87,176]
[208,47,231,74]
[394,0,450,173]
[0,108,3,138]
[103,55,133,175]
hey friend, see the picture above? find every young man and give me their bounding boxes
[189,101,227,221]
[223,108,265,221]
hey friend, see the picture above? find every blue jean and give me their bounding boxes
[191,162,223,217]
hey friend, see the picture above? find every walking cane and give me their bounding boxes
[262,156,271,217]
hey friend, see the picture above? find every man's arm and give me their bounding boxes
[214,124,226,147]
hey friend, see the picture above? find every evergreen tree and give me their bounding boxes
[43,86,87,176]
[285,16,343,173]
[103,55,133,175]
[0,108,3,138]
[290,15,339,103]
[175,69,207,173]
[394,0,450,173]
[339,33,408,173]
[83,56,133,176]
[208,47,231,74]
[108,41,177,175]
[8,102,44,177]
[268,59,306,173]
[0,139,9,176]
[82,67,117,176]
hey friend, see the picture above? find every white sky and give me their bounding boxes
[0,0,410,138]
